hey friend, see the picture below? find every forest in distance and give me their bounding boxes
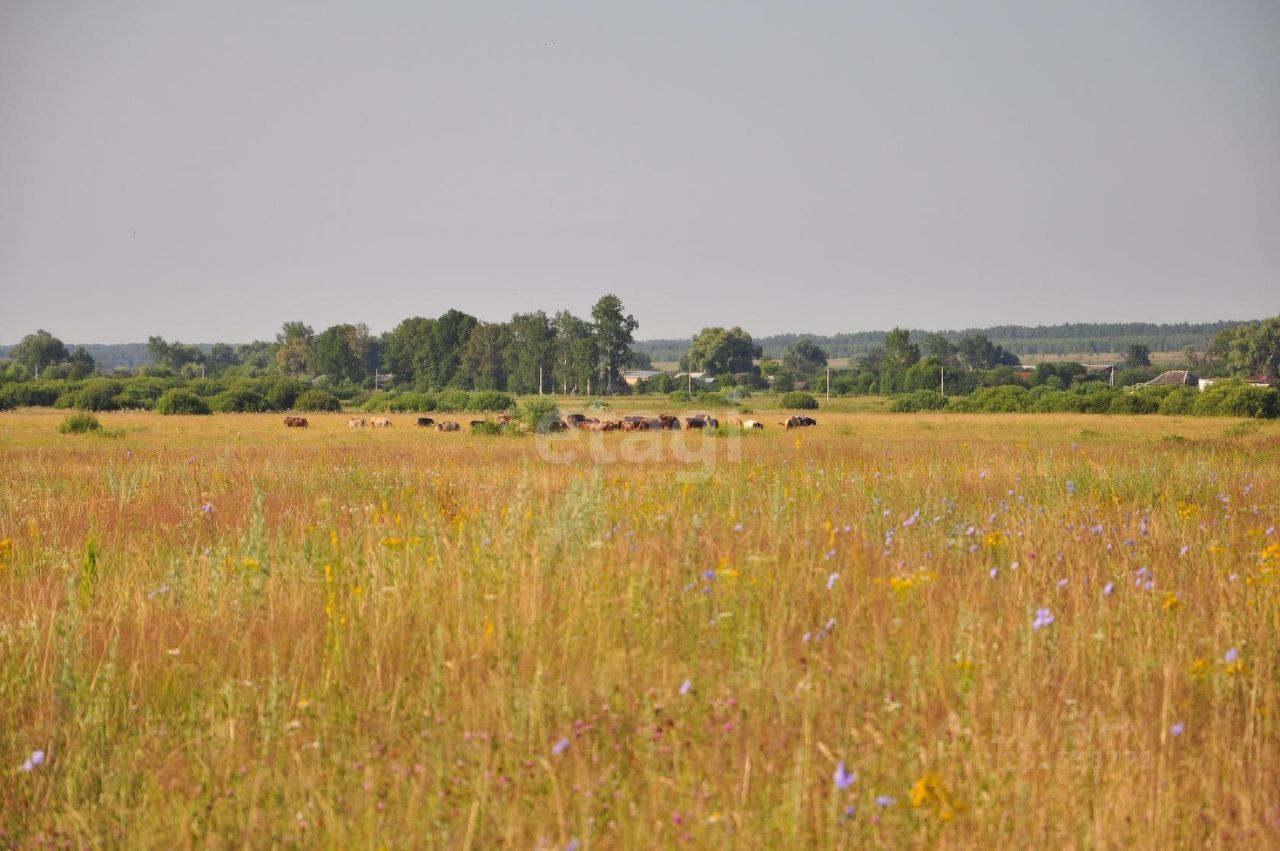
[1,299,1278,419]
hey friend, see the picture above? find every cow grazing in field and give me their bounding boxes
[436,421,460,432]
[371,417,392,428]
[643,418,663,431]
[284,416,308,428]
[738,419,764,430]
[782,415,817,429]
[348,417,367,428]
[658,415,681,430]
[416,417,435,427]
[621,416,647,431]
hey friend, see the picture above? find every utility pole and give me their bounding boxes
[940,366,945,395]
[826,365,831,402]
[539,365,543,395]
[687,370,692,396]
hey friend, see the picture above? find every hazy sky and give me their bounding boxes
[2,1,1277,344]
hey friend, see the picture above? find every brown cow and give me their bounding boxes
[371,417,392,428]
[782,415,817,429]
[348,417,367,428]
[416,417,435,427]
[436,421,460,432]
[284,416,308,428]
[658,415,681,430]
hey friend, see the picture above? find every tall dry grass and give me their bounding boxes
[1,409,1277,848]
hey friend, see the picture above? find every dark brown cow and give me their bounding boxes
[416,417,435,427]
[658,415,681,430]
[284,416,308,428]
[783,415,818,429]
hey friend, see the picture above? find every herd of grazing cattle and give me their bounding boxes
[285,413,819,432]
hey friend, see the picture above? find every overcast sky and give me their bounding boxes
[1,1,1277,345]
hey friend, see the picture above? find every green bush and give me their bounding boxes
[468,391,514,412]
[72,378,124,412]
[667,391,693,404]
[185,378,227,397]
[59,412,102,433]
[211,386,270,413]
[365,392,439,413]
[1157,387,1198,415]
[263,378,308,411]
[154,388,212,415]
[0,380,66,408]
[891,390,949,412]
[968,385,1030,413]
[293,389,342,412]
[779,391,819,410]
[519,397,562,433]
[435,390,472,412]
[1196,382,1279,418]
[115,377,172,410]
[468,420,506,436]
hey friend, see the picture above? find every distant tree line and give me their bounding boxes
[2,310,1276,415]
[0,294,642,397]
[634,320,1251,362]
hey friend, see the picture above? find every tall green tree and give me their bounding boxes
[459,322,509,390]
[147,336,205,372]
[1125,343,1152,368]
[682,327,762,376]
[505,311,556,394]
[552,311,597,394]
[428,309,478,388]
[1226,316,1280,377]
[10,330,70,377]
[782,337,829,376]
[274,322,313,376]
[310,324,369,384]
[383,317,435,389]
[590,295,638,392]
[881,327,921,372]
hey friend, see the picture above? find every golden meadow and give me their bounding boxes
[2,407,1278,848]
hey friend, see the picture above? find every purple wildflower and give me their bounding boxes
[679,679,692,696]
[843,805,857,820]
[1103,582,1115,596]
[20,749,44,772]
[732,523,744,533]
[1057,578,1068,589]
[1179,545,1190,556]
[824,549,837,560]
[833,761,856,790]
[902,509,919,528]
[875,796,896,807]
[1224,648,1240,665]
[1066,480,1076,496]
[1171,722,1185,737]
[703,569,716,581]
[827,572,839,591]
[1032,608,1055,630]
[552,737,570,756]
[200,502,214,514]
[989,568,999,579]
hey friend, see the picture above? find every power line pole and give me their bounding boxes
[826,365,831,402]
[539,365,543,395]
[940,366,945,395]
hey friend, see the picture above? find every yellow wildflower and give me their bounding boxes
[911,772,963,821]
[1162,593,1181,612]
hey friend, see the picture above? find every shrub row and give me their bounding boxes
[362,390,514,413]
[0,376,335,413]
[890,380,1279,418]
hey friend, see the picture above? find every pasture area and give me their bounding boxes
[2,408,1278,848]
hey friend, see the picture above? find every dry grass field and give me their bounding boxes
[2,407,1278,848]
